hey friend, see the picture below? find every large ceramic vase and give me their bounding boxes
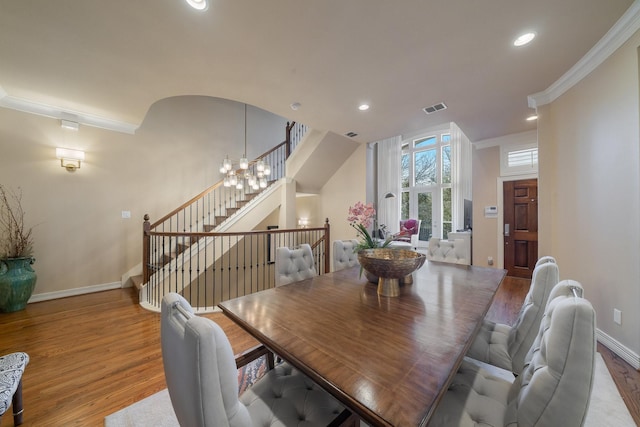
[0,257,37,313]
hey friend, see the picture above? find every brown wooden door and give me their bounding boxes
[503,179,538,278]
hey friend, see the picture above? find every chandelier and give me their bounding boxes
[219,104,271,190]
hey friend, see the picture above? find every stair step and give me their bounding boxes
[176,242,189,255]
[226,207,240,215]
[131,274,144,290]
[215,216,227,225]
[203,224,216,232]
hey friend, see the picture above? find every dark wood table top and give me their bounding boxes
[219,262,506,426]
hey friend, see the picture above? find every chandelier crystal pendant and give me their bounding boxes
[220,104,271,190]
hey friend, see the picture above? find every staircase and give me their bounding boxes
[131,124,358,312]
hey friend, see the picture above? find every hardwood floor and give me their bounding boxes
[0,276,638,426]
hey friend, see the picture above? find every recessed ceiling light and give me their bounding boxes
[185,0,208,11]
[526,115,538,121]
[290,102,301,111]
[514,32,536,47]
[358,104,370,111]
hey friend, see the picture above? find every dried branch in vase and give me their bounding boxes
[0,184,34,259]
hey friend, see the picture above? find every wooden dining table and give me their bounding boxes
[218,261,507,427]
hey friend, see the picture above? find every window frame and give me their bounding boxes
[401,131,452,239]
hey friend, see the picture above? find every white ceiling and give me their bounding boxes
[0,0,634,142]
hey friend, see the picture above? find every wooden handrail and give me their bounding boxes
[149,140,288,229]
[141,121,310,297]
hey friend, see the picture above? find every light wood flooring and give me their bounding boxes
[0,276,638,426]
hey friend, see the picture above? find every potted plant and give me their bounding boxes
[0,184,36,312]
[347,201,392,282]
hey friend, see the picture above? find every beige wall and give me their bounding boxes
[295,195,321,227]
[319,144,367,245]
[538,31,640,356]
[0,96,287,297]
[471,146,500,268]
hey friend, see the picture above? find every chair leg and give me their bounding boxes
[12,379,24,426]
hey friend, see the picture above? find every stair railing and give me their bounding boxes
[142,141,287,284]
[140,220,331,312]
[143,121,306,284]
[140,121,311,311]
[287,121,308,156]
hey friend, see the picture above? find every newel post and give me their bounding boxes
[324,218,331,274]
[143,214,151,284]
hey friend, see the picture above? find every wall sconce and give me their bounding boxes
[56,147,85,172]
[298,218,309,228]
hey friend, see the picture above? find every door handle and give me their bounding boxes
[504,224,510,237]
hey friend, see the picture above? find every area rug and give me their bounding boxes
[104,353,634,426]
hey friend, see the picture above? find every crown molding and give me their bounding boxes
[473,129,537,150]
[528,0,640,109]
[0,86,139,134]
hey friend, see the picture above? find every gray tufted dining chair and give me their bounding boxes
[466,259,561,375]
[332,239,360,271]
[275,243,317,286]
[430,289,596,426]
[160,293,350,427]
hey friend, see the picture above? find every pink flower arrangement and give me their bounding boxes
[347,201,376,228]
[347,202,391,252]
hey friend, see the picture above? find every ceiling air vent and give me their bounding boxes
[345,131,358,138]
[423,102,447,115]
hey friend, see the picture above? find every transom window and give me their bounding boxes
[500,143,538,176]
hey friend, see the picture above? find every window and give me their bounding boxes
[401,132,452,239]
[500,143,538,176]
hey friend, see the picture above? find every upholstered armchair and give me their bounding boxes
[333,239,359,272]
[160,293,350,427]
[466,260,561,375]
[394,219,421,242]
[275,243,317,286]
[0,352,29,426]
[430,291,596,426]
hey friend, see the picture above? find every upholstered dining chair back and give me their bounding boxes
[508,294,596,426]
[425,237,470,265]
[333,239,359,271]
[534,255,556,268]
[275,243,317,286]
[161,293,347,427]
[161,293,252,427]
[466,260,560,374]
[506,261,560,374]
[430,293,596,427]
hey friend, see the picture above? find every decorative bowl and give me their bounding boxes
[357,248,426,297]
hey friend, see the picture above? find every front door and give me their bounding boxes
[503,179,538,278]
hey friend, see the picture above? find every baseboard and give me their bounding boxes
[597,328,640,370]
[28,281,122,304]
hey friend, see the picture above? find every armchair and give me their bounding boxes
[394,219,421,243]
